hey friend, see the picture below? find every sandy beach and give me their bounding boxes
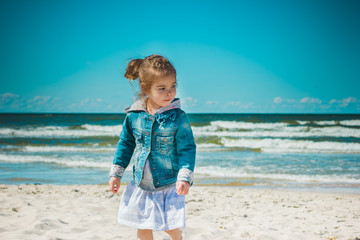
[0,184,359,240]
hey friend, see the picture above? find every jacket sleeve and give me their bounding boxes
[175,110,196,185]
[109,114,136,179]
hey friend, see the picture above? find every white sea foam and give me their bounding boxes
[9,144,225,153]
[314,120,339,125]
[0,124,122,138]
[81,124,122,133]
[196,166,360,184]
[21,146,115,153]
[193,123,360,138]
[2,119,359,139]
[297,120,360,126]
[220,138,360,153]
[196,143,225,152]
[210,121,288,130]
[0,153,130,169]
[296,120,309,125]
[340,120,360,126]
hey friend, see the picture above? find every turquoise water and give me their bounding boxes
[0,113,359,192]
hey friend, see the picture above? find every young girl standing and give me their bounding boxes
[108,54,196,240]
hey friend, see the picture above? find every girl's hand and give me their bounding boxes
[109,176,121,194]
[176,181,190,195]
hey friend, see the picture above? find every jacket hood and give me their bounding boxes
[124,98,181,115]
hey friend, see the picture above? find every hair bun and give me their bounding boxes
[124,59,143,80]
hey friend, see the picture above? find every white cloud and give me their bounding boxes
[0,92,23,108]
[286,99,296,103]
[0,92,20,100]
[30,96,52,105]
[206,100,219,105]
[223,101,255,110]
[224,101,242,108]
[271,96,360,113]
[241,102,254,109]
[182,97,198,108]
[300,97,322,104]
[0,92,20,103]
[66,97,125,112]
[274,97,296,104]
[0,92,120,112]
[69,97,109,110]
[329,97,358,107]
[273,97,282,104]
[80,98,90,105]
[0,93,64,112]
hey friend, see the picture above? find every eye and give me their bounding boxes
[158,87,165,91]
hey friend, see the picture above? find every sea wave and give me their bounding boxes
[208,120,360,129]
[221,138,360,153]
[210,121,288,130]
[0,124,122,138]
[2,153,358,185]
[340,120,360,126]
[0,153,114,169]
[1,137,360,154]
[4,145,116,153]
[196,143,225,152]
[297,119,360,126]
[1,120,359,139]
[193,122,360,138]
[1,143,255,153]
[196,166,360,184]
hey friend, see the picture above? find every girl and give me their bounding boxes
[108,54,196,240]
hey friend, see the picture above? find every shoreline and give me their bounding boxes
[3,180,360,195]
[1,184,359,240]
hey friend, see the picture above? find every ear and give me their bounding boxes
[140,83,148,94]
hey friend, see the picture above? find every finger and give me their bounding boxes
[109,182,114,192]
[113,182,118,193]
[176,184,183,195]
[182,186,189,195]
[182,184,190,195]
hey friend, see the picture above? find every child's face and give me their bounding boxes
[146,75,177,110]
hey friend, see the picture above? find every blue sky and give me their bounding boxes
[1,0,359,113]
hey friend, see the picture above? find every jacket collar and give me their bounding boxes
[124,98,181,115]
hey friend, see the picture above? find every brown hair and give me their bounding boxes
[125,54,176,99]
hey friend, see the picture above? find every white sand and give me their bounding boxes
[0,184,359,240]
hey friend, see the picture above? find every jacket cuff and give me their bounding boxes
[109,164,125,179]
[177,168,194,186]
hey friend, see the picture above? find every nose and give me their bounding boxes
[165,88,174,96]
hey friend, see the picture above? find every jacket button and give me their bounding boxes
[163,138,168,142]
[156,182,159,185]
[146,131,150,136]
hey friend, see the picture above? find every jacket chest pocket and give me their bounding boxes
[156,135,174,154]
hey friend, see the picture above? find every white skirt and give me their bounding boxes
[117,180,185,231]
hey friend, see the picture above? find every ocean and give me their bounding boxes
[0,113,359,192]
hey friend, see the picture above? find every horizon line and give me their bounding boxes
[1,112,360,115]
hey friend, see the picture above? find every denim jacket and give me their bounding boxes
[109,98,196,189]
